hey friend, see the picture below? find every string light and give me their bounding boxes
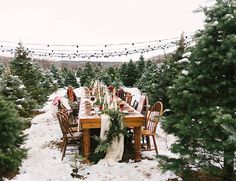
[0,34,194,60]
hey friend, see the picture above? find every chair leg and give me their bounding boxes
[61,139,67,161]
[61,140,65,152]
[146,136,151,149]
[152,135,158,155]
[141,135,144,144]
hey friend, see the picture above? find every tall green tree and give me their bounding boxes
[80,62,95,87]
[41,70,58,93]
[50,64,63,87]
[160,1,236,180]
[136,55,146,79]
[0,95,26,179]
[122,60,138,87]
[119,62,127,85]
[137,61,158,105]
[152,33,187,109]
[10,45,48,105]
[76,67,82,78]
[0,63,5,75]
[64,70,79,88]
[0,72,36,118]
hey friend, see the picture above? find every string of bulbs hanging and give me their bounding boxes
[0,34,194,61]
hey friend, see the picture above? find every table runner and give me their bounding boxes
[98,114,124,166]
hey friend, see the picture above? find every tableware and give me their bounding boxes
[119,102,125,111]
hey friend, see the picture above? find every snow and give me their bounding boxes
[19,85,26,89]
[182,52,191,58]
[5,87,178,181]
[16,105,23,109]
[16,98,25,102]
[181,70,189,76]
[177,58,190,64]
[212,21,218,26]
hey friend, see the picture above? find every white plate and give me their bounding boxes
[122,110,129,114]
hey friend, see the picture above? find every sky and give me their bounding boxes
[0,0,214,61]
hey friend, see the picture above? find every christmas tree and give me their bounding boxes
[0,63,5,75]
[50,64,63,87]
[10,45,49,105]
[152,33,187,109]
[160,0,236,180]
[80,62,95,86]
[137,61,158,105]
[136,55,146,79]
[0,95,26,179]
[0,71,36,118]
[64,70,79,88]
[120,60,138,87]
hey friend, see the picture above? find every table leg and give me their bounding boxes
[134,126,141,162]
[82,129,90,163]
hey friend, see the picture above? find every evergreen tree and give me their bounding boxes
[50,64,63,87]
[10,45,48,105]
[0,95,26,178]
[80,62,95,86]
[160,1,236,180]
[136,55,146,78]
[137,62,158,105]
[64,70,79,88]
[0,63,5,75]
[0,72,36,118]
[152,34,187,109]
[145,59,153,68]
[41,70,58,94]
[107,67,116,83]
[119,62,127,85]
[99,68,112,86]
[122,60,138,87]
[76,67,82,77]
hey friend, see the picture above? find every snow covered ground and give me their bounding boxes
[5,87,178,181]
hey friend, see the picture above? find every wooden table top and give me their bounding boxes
[78,96,145,129]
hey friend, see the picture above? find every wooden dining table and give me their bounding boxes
[78,96,145,163]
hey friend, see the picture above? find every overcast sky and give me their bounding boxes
[0,0,213,44]
[0,0,215,61]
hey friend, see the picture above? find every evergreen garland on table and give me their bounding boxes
[94,109,127,154]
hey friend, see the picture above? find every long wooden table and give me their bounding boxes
[79,99,145,163]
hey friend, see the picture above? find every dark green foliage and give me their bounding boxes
[136,55,146,79]
[0,95,26,178]
[137,61,158,105]
[99,67,121,89]
[94,109,127,154]
[119,60,138,87]
[0,73,36,117]
[152,34,187,109]
[119,62,127,84]
[0,63,5,75]
[76,67,82,77]
[80,62,95,87]
[107,67,116,83]
[10,45,49,105]
[41,70,58,95]
[64,70,79,88]
[159,0,236,180]
[50,64,63,87]
[98,69,111,86]
[136,34,187,107]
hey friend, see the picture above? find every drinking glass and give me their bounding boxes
[119,103,125,111]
